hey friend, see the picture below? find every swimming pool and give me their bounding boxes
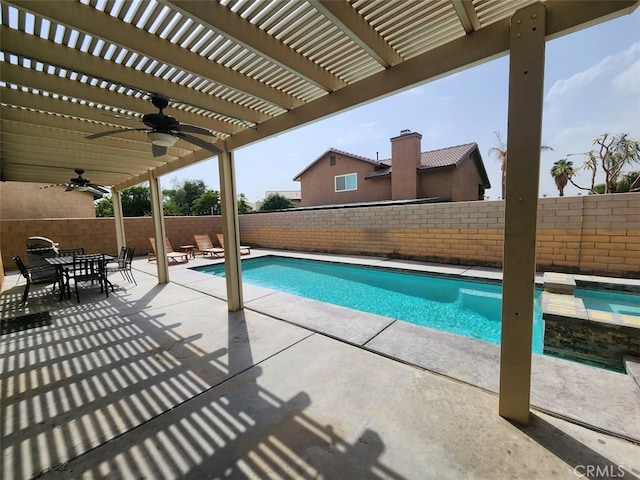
[575,288,640,316]
[194,256,545,352]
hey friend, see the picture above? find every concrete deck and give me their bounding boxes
[1,249,639,479]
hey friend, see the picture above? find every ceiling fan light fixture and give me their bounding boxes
[148,131,177,147]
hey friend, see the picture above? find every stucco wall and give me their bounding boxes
[452,156,484,201]
[299,152,389,206]
[0,182,97,219]
[2,193,639,279]
[419,168,452,199]
[391,132,421,200]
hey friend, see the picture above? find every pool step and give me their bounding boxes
[459,289,501,320]
[543,272,576,295]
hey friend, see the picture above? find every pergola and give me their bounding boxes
[1,0,638,424]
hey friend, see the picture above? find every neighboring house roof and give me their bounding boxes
[365,142,491,188]
[265,190,302,201]
[292,148,379,181]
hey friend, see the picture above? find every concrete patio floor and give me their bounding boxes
[1,250,639,479]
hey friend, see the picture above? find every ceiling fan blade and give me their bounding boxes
[100,112,139,121]
[65,186,74,192]
[177,124,216,137]
[176,132,223,154]
[84,186,106,196]
[152,144,167,157]
[85,128,146,139]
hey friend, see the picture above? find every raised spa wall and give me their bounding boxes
[541,272,640,371]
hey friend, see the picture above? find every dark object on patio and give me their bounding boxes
[13,255,60,305]
[108,247,136,285]
[123,247,136,285]
[107,246,128,272]
[67,254,108,303]
[25,236,59,282]
[58,247,85,257]
[1,311,53,335]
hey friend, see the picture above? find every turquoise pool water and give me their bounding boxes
[195,256,545,352]
[575,288,640,316]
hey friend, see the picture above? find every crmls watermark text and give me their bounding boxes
[573,465,626,478]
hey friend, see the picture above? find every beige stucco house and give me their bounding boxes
[0,182,100,219]
[294,130,491,207]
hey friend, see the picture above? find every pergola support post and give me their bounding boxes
[149,172,169,284]
[112,189,126,251]
[218,150,243,311]
[498,2,546,425]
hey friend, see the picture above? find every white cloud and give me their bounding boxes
[545,57,611,103]
[545,42,640,104]
[613,59,640,94]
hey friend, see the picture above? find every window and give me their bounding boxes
[329,155,336,166]
[335,173,357,192]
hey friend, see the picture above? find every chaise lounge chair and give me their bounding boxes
[216,233,250,255]
[193,234,225,258]
[148,237,189,263]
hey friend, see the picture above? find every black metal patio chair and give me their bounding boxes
[13,255,60,305]
[58,247,85,257]
[107,247,136,285]
[67,254,108,303]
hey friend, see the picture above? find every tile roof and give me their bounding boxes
[418,143,479,169]
[365,143,488,185]
[295,142,489,187]
[292,148,379,180]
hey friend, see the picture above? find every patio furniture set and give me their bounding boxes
[13,245,136,305]
[148,234,250,264]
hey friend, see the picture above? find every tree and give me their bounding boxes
[594,133,639,193]
[95,196,114,217]
[95,185,180,216]
[164,179,208,215]
[120,185,152,216]
[550,159,575,197]
[488,132,508,199]
[259,193,297,211]
[568,133,640,194]
[618,171,640,192]
[237,193,252,213]
[162,198,181,216]
[489,131,553,199]
[191,189,221,215]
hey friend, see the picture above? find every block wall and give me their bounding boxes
[1,216,223,271]
[2,193,639,279]
[240,193,640,277]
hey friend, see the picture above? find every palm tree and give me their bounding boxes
[488,132,508,199]
[550,159,574,196]
[489,131,553,199]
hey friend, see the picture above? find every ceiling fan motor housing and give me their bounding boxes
[148,131,178,147]
[142,113,180,132]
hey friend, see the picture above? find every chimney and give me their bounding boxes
[391,130,422,200]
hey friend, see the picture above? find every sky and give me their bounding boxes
[165,10,640,203]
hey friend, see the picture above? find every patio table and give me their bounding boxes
[46,254,116,301]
